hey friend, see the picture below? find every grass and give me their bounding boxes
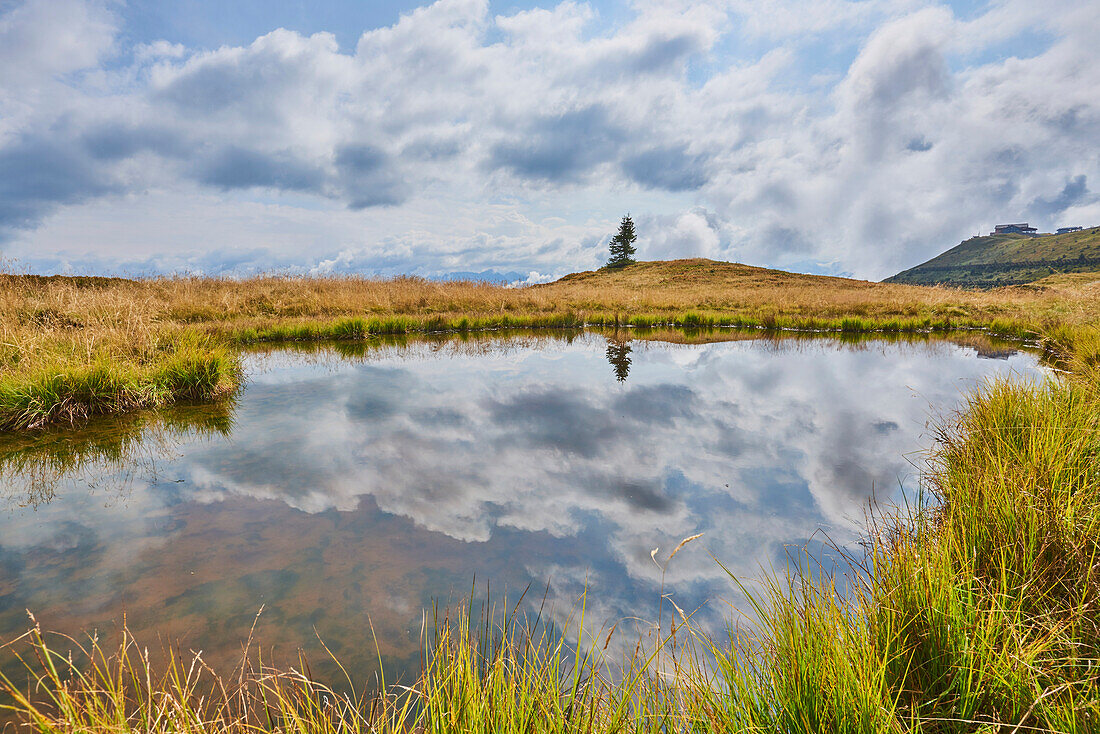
[0,344,238,432]
[0,572,713,733]
[1,262,1099,732]
[2,260,1099,430]
[885,226,1100,288]
[708,365,1100,733]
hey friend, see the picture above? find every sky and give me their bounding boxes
[0,0,1098,281]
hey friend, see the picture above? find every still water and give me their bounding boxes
[0,330,1047,679]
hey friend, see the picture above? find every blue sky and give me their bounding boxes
[118,0,626,51]
[0,0,1097,281]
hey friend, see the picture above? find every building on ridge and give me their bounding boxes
[991,223,1038,235]
[1056,226,1083,234]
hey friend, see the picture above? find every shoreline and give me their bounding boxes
[0,312,1047,432]
[3,258,1096,431]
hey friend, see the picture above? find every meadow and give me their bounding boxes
[1,260,1099,732]
[2,259,1098,430]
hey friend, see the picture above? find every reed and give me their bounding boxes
[699,341,1100,733]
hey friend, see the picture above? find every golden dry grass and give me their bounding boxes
[1,259,1098,429]
[6,259,1099,338]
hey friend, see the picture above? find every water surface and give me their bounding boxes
[0,330,1047,679]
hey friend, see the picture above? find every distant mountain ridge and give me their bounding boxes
[885,226,1100,287]
[432,269,528,284]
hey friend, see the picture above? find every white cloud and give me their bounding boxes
[0,0,1097,278]
[0,0,116,93]
[638,208,721,260]
[724,0,903,40]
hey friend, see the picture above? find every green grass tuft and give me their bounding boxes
[0,331,239,431]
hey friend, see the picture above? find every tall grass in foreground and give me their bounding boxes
[0,585,712,734]
[707,371,1100,733]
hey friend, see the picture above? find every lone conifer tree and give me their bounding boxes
[607,215,637,268]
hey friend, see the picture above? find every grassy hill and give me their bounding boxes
[885,226,1100,287]
[551,257,877,290]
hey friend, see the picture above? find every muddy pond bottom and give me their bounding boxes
[0,330,1048,681]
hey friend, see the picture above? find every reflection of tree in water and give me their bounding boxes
[0,399,236,509]
[605,339,633,383]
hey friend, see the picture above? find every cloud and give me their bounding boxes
[196,146,327,192]
[1031,175,1094,217]
[622,144,709,191]
[151,28,348,123]
[1,0,1098,277]
[488,106,625,184]
[696,1,1100,276]
[334,144,409,207]
[80,123,188,161]
[0,0,117,92]
[637,209,721,260]
[725,0,891,40]
[0,133,118,236]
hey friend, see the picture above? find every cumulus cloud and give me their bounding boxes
[638,208,722,260]
[622,144,710,191]
[0,0,117,95]
[489,106,626,184]
[0,0,1098,277]
[1031,175,1095,218]
[0,132,119,236]
[196,146,327,192]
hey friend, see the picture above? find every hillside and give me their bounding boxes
[885,226,1100,287]
[549,258,878,291]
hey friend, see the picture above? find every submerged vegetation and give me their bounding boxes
[0,399,234,507]
[1,264,1099,732]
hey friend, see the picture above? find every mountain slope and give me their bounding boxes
[885,226,1100,287]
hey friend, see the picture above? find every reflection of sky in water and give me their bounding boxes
[0,333,1048,677]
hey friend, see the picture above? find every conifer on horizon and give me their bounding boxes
[607,215,637,268]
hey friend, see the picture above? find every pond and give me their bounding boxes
[0,329,1048,682]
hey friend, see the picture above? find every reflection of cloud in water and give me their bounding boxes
[0,334,1048,663]
[186,336,1043,589]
